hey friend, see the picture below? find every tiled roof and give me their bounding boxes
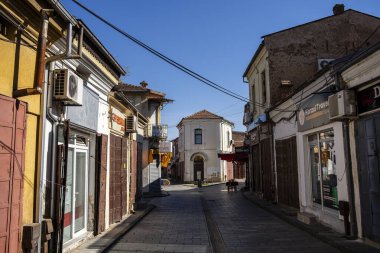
[177,110,234,127]
[183,110,223,120]
[113,83,148,92]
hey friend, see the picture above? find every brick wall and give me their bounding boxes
[264,10,380,105]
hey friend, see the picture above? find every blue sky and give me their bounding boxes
[59,0,379,140]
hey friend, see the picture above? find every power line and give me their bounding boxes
[72,0,251,103]
[71,0,312,114]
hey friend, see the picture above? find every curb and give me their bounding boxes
[72,204,156,253]
[241,191,379,253]
[102,204,156,252]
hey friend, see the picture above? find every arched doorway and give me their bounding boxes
[193,156,204,181]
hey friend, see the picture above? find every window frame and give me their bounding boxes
[194,128,202,144]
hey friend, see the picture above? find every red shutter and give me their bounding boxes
[0,95,27,253]
[95,134,108,234]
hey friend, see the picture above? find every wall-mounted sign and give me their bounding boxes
[235,146,250,153]
[298,87,332,132]
[110,107,125,134]
[159,141,172,153]
[357,83,380,114]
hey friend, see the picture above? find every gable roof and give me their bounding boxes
[184,110,223,120]
[113,83,173,102]
[177,110,234,127]
[78,20,126,77]
[261,9,379,39]
[243,9,380,78]
[113,83,149,92]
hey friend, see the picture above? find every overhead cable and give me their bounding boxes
[72,0,251,103]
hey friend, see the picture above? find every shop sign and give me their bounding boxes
[110,107,125,134]
[357,83,380,114]
[235,146,249,153]
[159,141,172,153]
[298,87,332,132]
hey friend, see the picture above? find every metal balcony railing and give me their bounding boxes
[145,124,168,139]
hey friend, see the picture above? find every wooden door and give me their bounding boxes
[251,145,260,192]
[193,158,204,181]
[109,135,122,224]
[121,137,128,216]
[136,142,143,201]
[358,115,380,242]
[0,95,26,253]
[275,137,299,208]
[129,141,137,212]
[95,134,107,235]
[262,138,274,201]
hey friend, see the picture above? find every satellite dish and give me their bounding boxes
[69,74,78,99]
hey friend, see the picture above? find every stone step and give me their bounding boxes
[297,211,317,225]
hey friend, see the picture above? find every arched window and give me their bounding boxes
[194,128,202,144]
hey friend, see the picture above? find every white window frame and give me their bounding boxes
[63,135,89,244]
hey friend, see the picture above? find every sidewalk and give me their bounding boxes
[70,204,155,253]
[242,190,380,253]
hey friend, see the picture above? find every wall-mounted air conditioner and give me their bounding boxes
[125,115,137,132]
[328,90,357,120]
[53,69,83,105]
[317,59,335,71]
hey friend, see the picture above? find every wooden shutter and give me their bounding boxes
[0,95,27,253]
[95,134,108,235]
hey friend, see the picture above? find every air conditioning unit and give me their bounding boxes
[328,90,357,120]
[125,115,137,132]
[317,59,335,70]
[53,69,83,105]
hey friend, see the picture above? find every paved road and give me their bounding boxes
[108,185,211,253]
[108,183,341,253]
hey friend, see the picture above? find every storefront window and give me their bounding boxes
[63,135,88,244]
[308,129,338,210]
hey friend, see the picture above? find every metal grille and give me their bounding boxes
[54,69,66,96]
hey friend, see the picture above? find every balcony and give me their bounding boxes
[145,124,168,140]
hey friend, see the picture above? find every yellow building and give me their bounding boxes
[0,0,69,251]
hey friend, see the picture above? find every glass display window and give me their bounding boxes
[63,134,89,243]
[308,129,338,210]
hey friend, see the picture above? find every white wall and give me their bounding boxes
[297,122,347,233]
[179,118,233,182]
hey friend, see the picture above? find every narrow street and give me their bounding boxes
[108,184,341,253]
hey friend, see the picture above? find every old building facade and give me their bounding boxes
[177,110,233,182]
[243,5,380,204]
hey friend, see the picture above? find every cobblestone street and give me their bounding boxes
[108,184,341,253]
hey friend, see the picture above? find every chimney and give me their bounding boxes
[140,81,148,88]
[333,4,345,15]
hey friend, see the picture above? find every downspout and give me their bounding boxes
[335,74,358,238]
[13,9,53,98]
[44,22,84,218]
[40,22,83,252]
[10,8,54,222]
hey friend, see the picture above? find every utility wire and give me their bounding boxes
[71,0,307,113]
[72,0,251,103]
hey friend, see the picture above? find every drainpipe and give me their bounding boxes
[40,22,83,252]
[43,22,83,218]
[46,23,83,64]
[335,74,358,238]
[13,9,53,98]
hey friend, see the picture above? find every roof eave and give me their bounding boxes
[78,20,126,76]
[243,42,264,78]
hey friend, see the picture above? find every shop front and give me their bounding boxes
[297,86,348,233]
[62,86,98,247]
[108,104,130,225]
[355,82,380,242]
